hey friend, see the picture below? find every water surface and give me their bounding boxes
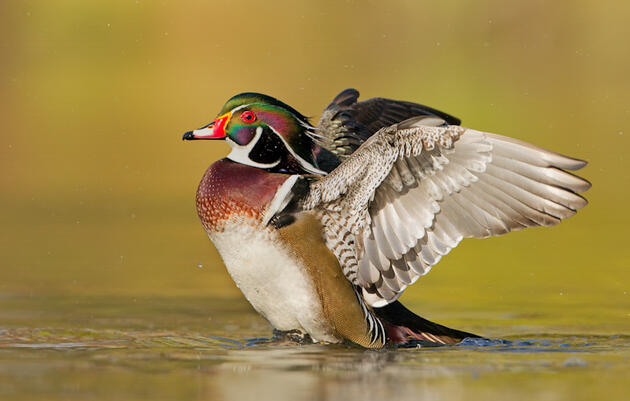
[1,295,629,401]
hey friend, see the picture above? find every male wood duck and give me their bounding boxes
[182,89,590,348]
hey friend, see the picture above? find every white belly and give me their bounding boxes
[209,221,339,343]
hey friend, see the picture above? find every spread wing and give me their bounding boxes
[302,121,591,307]
[315,89,460,160]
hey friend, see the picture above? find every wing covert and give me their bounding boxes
[303,121,590,307]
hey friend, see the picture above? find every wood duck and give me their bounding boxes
[182,89,590,348]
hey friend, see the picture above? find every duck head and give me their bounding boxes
[183,93,331,175]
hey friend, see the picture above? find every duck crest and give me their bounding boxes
[195,159,290,232]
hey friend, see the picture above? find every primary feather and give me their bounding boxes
[303,117,590,307]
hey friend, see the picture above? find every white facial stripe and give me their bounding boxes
[229,103,253,113]
[226,101,326,175]
[267,125,327,176]
[232,102,313,134]
[226,126,280,169]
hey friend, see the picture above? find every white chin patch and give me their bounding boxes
[225,124,327,175]
[226,127,280,169]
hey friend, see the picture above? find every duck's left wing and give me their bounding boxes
[316,89,461,160]
[301,121,590,307]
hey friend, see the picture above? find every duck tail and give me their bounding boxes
[374,301,480,346]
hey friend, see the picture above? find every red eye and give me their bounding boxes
[240,111,256,123]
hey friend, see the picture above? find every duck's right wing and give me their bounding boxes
[302,121,590,307]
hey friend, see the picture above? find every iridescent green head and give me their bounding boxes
[183,93,326,174]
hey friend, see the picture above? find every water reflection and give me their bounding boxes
[165,336,630,401]
[1,323,630,401]
[2,296,630,400]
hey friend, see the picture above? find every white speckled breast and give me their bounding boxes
[209,220,339,343]
[195,159,339,343]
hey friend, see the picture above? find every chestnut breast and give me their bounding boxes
[196,159,291,232]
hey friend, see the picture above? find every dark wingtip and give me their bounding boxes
[331,88,360,107]
[573,158,588,169]
[577,175,592,192]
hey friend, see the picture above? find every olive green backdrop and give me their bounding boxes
[1,0,629,332]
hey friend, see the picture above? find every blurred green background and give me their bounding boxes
[2,2,630,400]
[1,0,629,328]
